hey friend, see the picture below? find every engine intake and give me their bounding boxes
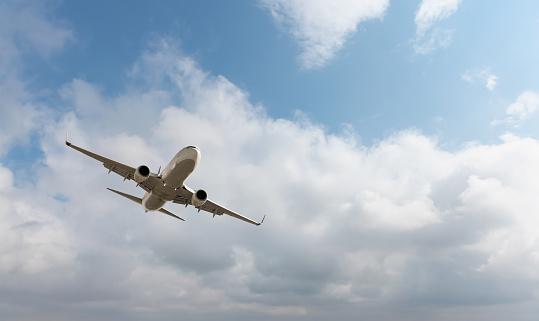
[191,189,207,207]
[134,165,150,183]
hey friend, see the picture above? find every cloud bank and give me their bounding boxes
[260,0,389,69]
[2,39,539,320]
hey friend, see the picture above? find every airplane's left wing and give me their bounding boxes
[173,186,265,226]
[66,138,158,193]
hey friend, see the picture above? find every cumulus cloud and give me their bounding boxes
[462,68,499,91]
[259,0,389,69]
[413,0,462,55]
[3,40,539,320]
[491,91,539,128]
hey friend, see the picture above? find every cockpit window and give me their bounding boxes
[180,146,199,152]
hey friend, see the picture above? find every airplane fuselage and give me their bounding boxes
[141,146,201,212]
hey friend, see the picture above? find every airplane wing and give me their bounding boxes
[66,138,159,193]
[172,186,265,226]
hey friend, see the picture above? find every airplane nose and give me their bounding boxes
[182,146,201,161]
[191,146,201,159]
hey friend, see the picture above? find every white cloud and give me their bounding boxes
[260,0,389,69]
[506,91,539,121]
[415,0,462,37]
[462,68,499,91]
[3,40,539,319]
[0,165,14,190]
[413,27,454,55]
[0,165,76,275]
[413,0,462,55]
[491,91,539,127]
[486,74,499,91]
[0,1,73,155]
[0,76,42,155]
[0,0,73,68]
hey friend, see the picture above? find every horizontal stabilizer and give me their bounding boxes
[107,188,185,221]
[158,207,185,221]
[107,188,142,204]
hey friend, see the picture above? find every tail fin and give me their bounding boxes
[107,188,185,221]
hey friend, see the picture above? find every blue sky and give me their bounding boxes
[2,1,539,320]
[28,0,539,145]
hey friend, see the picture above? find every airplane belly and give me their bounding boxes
[163,159,196,189]
[142,192,166,211]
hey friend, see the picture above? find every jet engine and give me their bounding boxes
[134,165,150,183]
[191,189,208,207]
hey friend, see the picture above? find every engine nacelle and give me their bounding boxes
[191,189,207,207]
[134,165,150,183]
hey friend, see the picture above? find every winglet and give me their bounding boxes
[65,132,71,146]
[258,214,266,226]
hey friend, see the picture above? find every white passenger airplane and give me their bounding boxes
[66,137,265,226]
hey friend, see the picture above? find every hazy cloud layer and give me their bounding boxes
[413,0,462,55]
[2,41,539,320]
[260,0,389,69]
